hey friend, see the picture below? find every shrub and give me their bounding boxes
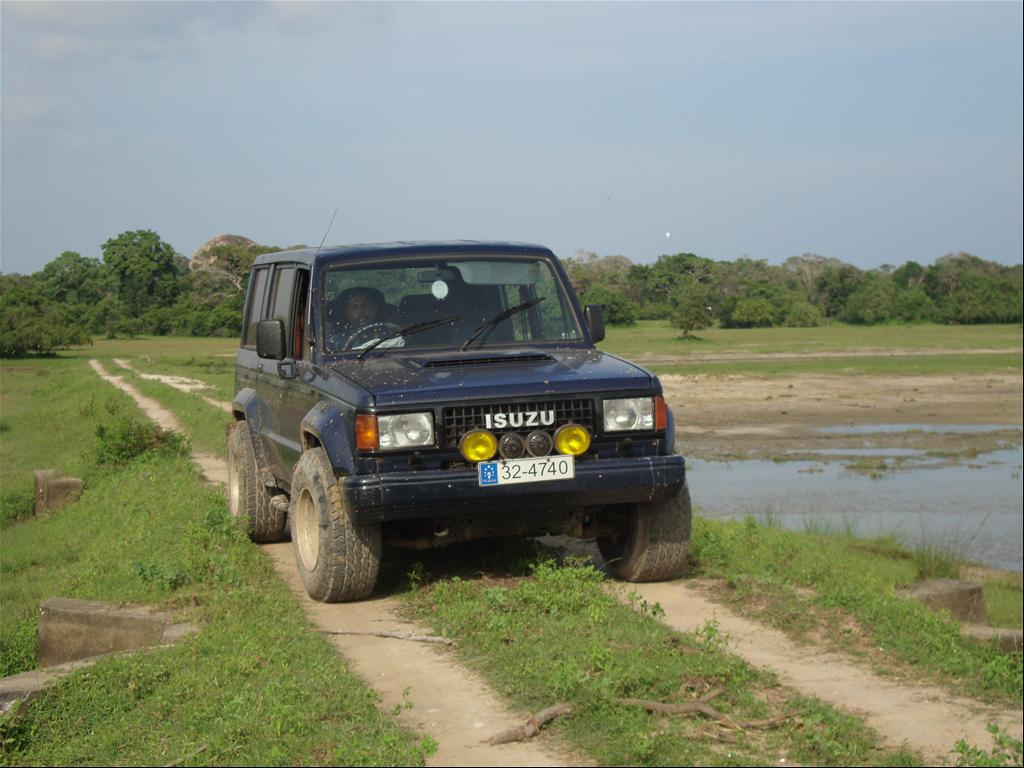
[581,286,638,326]
[94,419,189,465]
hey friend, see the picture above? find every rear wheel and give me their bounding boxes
[597,480,691,582]
[290,447,380,602]
[227,421,286,542]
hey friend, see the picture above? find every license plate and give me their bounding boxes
[478,455,575,486]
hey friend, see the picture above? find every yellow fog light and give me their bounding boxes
[459,430,498,462]
[553,424,591,456]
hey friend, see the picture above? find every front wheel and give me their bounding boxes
[289,447,380,602]
[227,421,286,543]
[597,480,692,582]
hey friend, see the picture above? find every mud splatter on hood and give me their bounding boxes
[329,348,655,408]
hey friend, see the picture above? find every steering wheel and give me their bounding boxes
[344,321,403,350]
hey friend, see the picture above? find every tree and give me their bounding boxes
[842,274,895,324]
[0,275,91,356]
[101,230,182,318]
[669,280,713,338]
[581,285,638,326]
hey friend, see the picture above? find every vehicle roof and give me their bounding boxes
[252,240,555,268]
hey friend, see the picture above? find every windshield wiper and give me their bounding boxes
[460,297,545,352]
[357,316,459,361]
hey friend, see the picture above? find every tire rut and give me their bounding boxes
[88,358,581,767]
[629,580,1023,765]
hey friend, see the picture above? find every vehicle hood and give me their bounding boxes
[328,348,655,408]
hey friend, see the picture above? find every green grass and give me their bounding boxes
[691,516,1023,704]
[0,358,142,526]
[600,321,1023,358]
[402,554,921,767]
[94,359,232,456]
[0,355,429,765]
[650,353,1021,377]
[1,456,431,766]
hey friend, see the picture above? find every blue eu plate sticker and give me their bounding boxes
[479,462,499,485]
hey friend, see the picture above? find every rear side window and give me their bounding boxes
[242,266,270,347]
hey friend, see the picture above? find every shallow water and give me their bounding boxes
[689,445,1024,572]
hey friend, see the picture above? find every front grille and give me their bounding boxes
[441,399,594,449]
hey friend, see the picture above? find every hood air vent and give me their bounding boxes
[424,353,553,369]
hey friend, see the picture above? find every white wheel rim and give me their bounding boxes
[228,450,241,518]
[294,488,319,571]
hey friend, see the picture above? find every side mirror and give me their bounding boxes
[584,304,605,343]
[256,319,287,360]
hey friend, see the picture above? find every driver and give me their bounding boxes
[327,287,398,350]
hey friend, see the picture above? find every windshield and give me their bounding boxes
[320,256,583,357]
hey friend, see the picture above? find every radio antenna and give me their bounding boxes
[315,208,338,254]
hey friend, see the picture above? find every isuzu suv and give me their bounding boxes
[230,241,690,602]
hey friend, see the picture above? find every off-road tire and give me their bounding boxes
[227,421,286,543]
[598,480,691,582]
[289,447,381,602]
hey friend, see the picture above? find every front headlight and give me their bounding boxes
[378,412,434,449]
[603,397,654,432]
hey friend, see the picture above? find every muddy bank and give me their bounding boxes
[662,372,1023,462]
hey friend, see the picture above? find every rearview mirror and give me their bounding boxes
[257,319,287,360]
[584,304,605,343]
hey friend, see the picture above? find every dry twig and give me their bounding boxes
[618,687,794,731]
[485,703,572,745]
[319,630,453,645]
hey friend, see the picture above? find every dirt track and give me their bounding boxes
[89,357,1023,765]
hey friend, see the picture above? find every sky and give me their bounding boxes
[2,1,1022,275]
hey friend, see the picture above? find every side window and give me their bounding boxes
[267,267,297,354]
[293,270,310,359]
[242,267,270,347]
[265,266,311,359]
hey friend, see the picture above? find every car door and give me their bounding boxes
[255,264,316,486]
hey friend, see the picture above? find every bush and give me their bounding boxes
[581,286,638,326]
[728,297,777,328]
[94,419,189,466]
[784,300,824,327]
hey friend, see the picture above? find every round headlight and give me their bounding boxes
[553,424,591,456]
[459,430,498,462]
[526,430,553,457]
[498,432,527,459]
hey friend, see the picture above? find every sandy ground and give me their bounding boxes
[661,372,1023,462]
[88,357,1024,765]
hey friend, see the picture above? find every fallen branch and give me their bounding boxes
[319,630,453,646]
[486,702,572,745]
[618,692,795,731]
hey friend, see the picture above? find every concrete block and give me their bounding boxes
[33,470,83,514]
[962,624,1024,654]
[899,578,988,623]
[37,597,194,667]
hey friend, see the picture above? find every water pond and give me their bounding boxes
[689,436,1023,572]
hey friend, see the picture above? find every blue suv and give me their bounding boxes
[230,241,689,602]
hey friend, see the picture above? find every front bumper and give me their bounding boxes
[342,455,686,523]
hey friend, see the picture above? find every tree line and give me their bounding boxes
[566,250,1023,334]
[0,230,283,356]
[2,229,1021,356]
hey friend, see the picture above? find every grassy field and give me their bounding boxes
[599,322,1023,376]
[0,356,431,766]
